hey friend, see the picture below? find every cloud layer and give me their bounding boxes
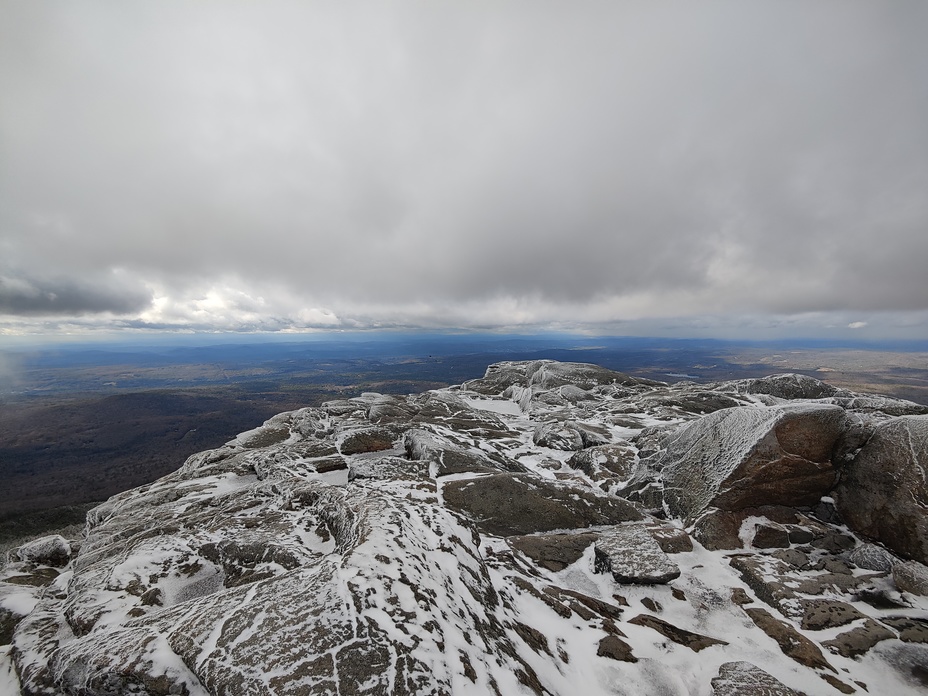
[2,1,927,338]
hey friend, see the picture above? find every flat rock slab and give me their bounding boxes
[442,474,642,538]
[711,661,804,696]
[594,523,680,584]
[882,616,928,643]
[823,619,896,657]
[404,428,524,477]
[337,426,397,455]
[744,607,835,673]
[745,373,839,400]
[508,532,598,572]
[730,555,800,616]
[800,600,866,631]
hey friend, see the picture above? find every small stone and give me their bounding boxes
[641,597,663,613]
[628,614,727,652]
[647,525,694,554]
[566,444,635,478]
[753,523,791,549]
[730,588,753,606]
[821,674,856,694]
[854,589,909,610]
[816,558,854,576]
[533,421,584,451]
[139,587,164,607]
[692,509,745,550]
[512,622,551,656]
[786,527,815,545]
[597,634,637,662]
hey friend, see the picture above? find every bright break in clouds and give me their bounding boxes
[1,1,927,339]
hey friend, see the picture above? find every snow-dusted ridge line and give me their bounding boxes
[2,360,928,695]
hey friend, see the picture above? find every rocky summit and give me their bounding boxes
[3,360,928,695]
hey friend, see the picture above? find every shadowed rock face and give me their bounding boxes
[661,403,846,522]
[835,415,928,565]
[5,360,928,696]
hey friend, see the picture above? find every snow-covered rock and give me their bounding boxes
[661,403,847,522]
[7,535,72,568]
[4,360,928,695]
[593,523,680,584]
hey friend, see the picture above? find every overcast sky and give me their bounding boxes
[2,1,927,341]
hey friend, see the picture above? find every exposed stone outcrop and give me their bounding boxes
[835,415,928,565]
[442,473,642,537]
[508,532,598,572]
[661,403,846,522]
[4,360,928,696]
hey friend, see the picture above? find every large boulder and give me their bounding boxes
[661,404,847,522]
[532,421,584,451]
[835,415,928,565]
[7,535,73,568]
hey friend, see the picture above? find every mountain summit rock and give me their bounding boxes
[3,360,928,695]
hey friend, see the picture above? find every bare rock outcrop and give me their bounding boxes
[661,403,846,522]
[834,415,928,565]
[5,360,928,696]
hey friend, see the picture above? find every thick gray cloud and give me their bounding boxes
[1,1,927,338]
[0,271,151,316]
